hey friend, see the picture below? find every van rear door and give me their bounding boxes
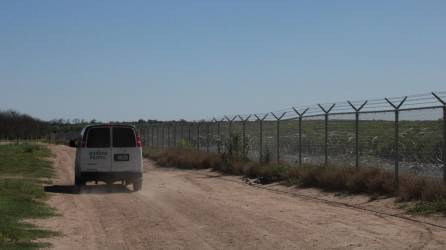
[80,127,112,172]
[111,127,141,172]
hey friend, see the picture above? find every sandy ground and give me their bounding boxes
[35,145,446,249]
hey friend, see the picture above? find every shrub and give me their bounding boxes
[144,148,446,212]
[362,168,395,195]
[143,148,223,170]
[408,200,446,215]
[398,175,426,201]
[178,139,192,150]
[420,180,446,202]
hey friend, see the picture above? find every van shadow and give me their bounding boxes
[44,184,132,194]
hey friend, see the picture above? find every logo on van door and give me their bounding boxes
[89,151,108,160]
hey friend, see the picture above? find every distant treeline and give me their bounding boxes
[0,110,50,139]
[0,109,166,141]
[0,110,91,140]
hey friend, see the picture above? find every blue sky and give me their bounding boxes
[1,0,445,121]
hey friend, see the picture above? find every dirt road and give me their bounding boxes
[38,145,446,249]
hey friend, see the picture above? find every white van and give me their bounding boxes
[70,124,143,191]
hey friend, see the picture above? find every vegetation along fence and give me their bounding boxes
[138,92,446,186]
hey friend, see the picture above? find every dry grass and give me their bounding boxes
[399,175,446,201]
[143,148,446,207]
[289,166,396,195]
[144,148,224,170]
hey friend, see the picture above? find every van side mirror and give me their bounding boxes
[68,140,77,148]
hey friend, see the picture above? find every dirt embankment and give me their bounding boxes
[37,145,446,249]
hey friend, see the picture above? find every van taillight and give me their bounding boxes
[136,136,142,147]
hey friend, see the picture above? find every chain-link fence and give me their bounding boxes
[139,92,446,184]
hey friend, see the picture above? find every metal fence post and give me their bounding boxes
[173,122,176,147]
[395,110,399,185]
[271,112,287,163]
[188,124,191,145]
[196,123,200,151]
[145,126,149,147]
[149,126,152,147]
[147,126,150,147]
[292,108,309,166]
[147,125,150,147]
[444,106,446,182]
[140,126,145,147]
[143,126,147,147]
[206,122,210,153]
[142,126,146,147]
[146,126,149,147]
[347,101,367,168]
[254,114,268,163]
[218,119,221,153]
[163,124,167,149]
[156,124,159,148]
[220,120,223,152]
[224,116,237,135]
[385,97,407,190]
[161,125,165,149]
[181,123,184,143]
[241,116,246,159]
[160,125,163,149]
[159,125,162,148]
[224,116,237,156]
[151,126,154,148]
[432,92,446,182]
[167,124,170,149]
[237,115,252,160]
[213,118,222,154]
[163,125,166,149]
[151,125,154,148]
[318,104,336,166]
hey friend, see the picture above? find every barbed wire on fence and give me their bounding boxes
[140,91,446,188]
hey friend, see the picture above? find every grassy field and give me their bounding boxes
[0,143,58,249]
[144,147,446,215]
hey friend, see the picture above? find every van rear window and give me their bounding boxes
[112,127,136,147]
[86,128,110,148]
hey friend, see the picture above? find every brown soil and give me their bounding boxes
[36,145,446,249]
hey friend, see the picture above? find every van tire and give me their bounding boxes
[75,177,85,186]
[74,178,85,193]
[133,179,142,192]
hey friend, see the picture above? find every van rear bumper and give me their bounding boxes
[79,171,142,183]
